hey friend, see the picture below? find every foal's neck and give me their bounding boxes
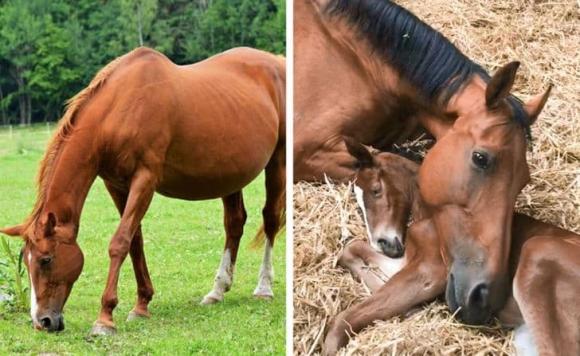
[40,132,98,235]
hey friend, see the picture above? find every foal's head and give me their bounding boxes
[1,213,83,332]
[344,137,418,257]
[419,62,551,324]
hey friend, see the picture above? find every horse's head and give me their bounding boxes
[344,137,418,257]
[419,62,551,324]
[1,212,83,332]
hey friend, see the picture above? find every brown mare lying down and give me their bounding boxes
[323,138,580,356]
[1,47,285,335]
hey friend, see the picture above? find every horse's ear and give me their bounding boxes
[44,212,57,237]
[486,61,520,108]
[524,85,552,125]
[0,224,25,238]
[343,136,373,169]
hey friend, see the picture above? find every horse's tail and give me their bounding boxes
[250,190,286,249]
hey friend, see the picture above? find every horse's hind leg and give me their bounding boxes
[201,191,247,305]
[104,181,155,321]
[253,145,285,299]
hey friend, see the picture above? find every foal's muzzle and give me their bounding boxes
[377,237,404,258]
[38,313,65,332]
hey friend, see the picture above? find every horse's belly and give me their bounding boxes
[157,140,273,200]
[156,168,262,200]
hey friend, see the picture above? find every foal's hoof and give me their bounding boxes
[126,309,151,322]
[201,291,223,305]
[88,322,116,337]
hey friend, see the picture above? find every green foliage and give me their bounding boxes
[0,0,285,125]
[0,236,28,312]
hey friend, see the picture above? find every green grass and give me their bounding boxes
[0,124,286,355]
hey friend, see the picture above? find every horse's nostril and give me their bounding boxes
[40,317,52,329]
[468,282,489,309]
[393,238,403,253]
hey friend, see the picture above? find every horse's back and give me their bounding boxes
[87,47,285,199]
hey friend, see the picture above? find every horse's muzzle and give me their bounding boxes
[446,272,492,325]
[39,313,65,332]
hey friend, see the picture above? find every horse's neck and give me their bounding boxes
[41,134,98,232]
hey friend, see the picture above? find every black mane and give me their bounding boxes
[325,0,531,138]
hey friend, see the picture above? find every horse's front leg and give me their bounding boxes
[338,240,406,293]
[104,181,154,321]
[323,222,446,355]
[90,170,157,336]
[512,235,580,356]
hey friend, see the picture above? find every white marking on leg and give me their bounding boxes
[253,240,274,298]
[29,252,39,326]
[512,283,538,356]
[354,185,373,242]
[514,324,538,356]
[201,248,233,305]
[376,255,406,280]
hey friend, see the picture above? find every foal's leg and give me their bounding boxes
[338,240,406,293]
[323,222,446,355]
[512,236,580,356]
[90,170,157,336]
[104,181,154,321]
[254,145,285,299]
[201,192,247,305]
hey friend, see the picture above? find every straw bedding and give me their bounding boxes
[293,0,580,354]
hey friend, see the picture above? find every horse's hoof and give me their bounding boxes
[88,322,116,337]
[126,310,150,322]
[201,291,223,305]
[253,290,274,300]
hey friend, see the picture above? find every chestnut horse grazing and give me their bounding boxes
[295,0,551,333]
[0,47,286,335]
[326,141,580,355]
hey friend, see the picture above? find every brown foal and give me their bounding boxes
[325,141,580,356]
[1,47,286,335]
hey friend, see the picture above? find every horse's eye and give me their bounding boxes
[39,256,53,267]
[371,186,382,197]
[472,151,490,170]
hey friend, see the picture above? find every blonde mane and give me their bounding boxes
[23,50,134,232]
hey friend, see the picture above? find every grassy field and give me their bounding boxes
[0,125,286,355]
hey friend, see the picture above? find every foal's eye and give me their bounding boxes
[39,256,53,268]
[371,186,382,197]
[472,151,490,170]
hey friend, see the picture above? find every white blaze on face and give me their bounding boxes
[354,185,403,252]
[28,252,38,325]
[253,240,274,298]
[201,248,234,304]
[354,185,373,243]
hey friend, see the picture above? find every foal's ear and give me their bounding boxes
[343,136,373,169]
[486,61,520,108]
[524,85,552,125]
[0,224,25,238]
